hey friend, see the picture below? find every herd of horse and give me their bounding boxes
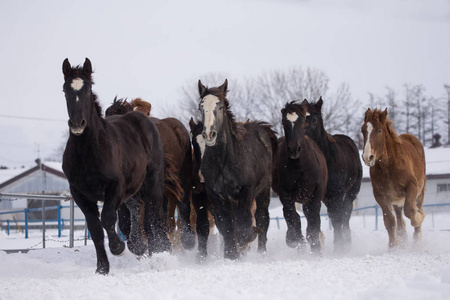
[61,58,427,274]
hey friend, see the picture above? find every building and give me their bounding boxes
[0,159,81,221]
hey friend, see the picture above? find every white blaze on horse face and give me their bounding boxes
[71,78,84,91]
[201,95,220,141]
[362,122,373,164]
[287,112,298,129]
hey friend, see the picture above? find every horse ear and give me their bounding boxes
[189,117,196,132]
[317,97,323,110]
[83,58,93,76]
[281,108,285,115]
[62,58,71,76]
[380,108,388,122]
[198,80,207,97]
[301,99,308,105]
[219,79,228,95]
[364,108,372,122]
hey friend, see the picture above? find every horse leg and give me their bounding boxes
[177,184,196,250]
[393,205,407,244]
[141,172,171,254]
[324,196,345,252]
[280,192,304,248]
[117,203,131,240]
[404,185,426,243]
[377,199,398,248]
[192,190,210,260]
[209,194,238,260]
[100,197,126,257]
[303,198,322,254]
[124,196,147,256]
[72,189,109,274]
[166,196,177,238]
[235,187,258,251]
[255,187,270,254]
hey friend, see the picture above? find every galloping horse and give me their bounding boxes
[62,58,170,274]
[198,79,277,259]
[304,98,362,252]
[361,108,426,248]
[189,117,215,259]
[273,101,328,253]
[105,98,195,250]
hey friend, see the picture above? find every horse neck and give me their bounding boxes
[376,129,399,170]
[312,123,333,151]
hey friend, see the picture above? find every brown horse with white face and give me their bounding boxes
[361,108,426,248]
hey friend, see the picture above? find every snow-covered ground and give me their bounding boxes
[1,203,450,300]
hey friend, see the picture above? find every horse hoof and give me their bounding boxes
[127,241,146,256]
[181,230,196,250]
[110,241,126,256]
[95,261,109,275]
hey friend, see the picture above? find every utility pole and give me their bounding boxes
[446,85,450,144]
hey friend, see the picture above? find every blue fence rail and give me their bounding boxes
[1,191,450,249]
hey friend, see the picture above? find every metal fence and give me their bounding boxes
[1,192,450,251]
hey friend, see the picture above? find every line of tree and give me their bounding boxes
[175,66,450,150]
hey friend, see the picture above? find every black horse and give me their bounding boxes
[304,98,363,252]
[62,58,170,274]
[105,98,195,251]
[189,117,213,260]
[197,79,277,259]
[272,101,328,253]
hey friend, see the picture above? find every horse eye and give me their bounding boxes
[378,129,382,134]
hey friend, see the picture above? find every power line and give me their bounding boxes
[0,114,66,122]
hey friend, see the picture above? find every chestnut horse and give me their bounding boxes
[62,58,170,274]
[361,108,426,248]
[106,98,195,250]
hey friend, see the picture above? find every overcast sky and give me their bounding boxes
[1,0,449,168]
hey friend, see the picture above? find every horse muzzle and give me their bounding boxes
[68,119,86,136]
[362,153,375,167]
[202,131,217,147]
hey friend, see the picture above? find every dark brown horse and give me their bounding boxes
[304,98,362,252]
[197,79,277,259]
[62,58,170,274]
[106,98,196,250]
[361,108,426,248]
[272,101,328,253]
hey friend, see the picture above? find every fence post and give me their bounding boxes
[375,205,379,231]
[57,204,61,238]
[25,208,29,239]
[275,216,280,230]
[69,198,74,248]
[7,219,10,235]
[42,200,46,249]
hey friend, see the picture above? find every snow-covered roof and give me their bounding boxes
[361,147,450,179]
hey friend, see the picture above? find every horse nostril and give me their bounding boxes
[68,120,73,128]
[210,131,217,139]
[369,155,374,161]
[80,119,86,127]
[297,146,302,153]
[202,132,207,139]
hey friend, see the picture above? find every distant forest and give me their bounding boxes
[175,66,450,150]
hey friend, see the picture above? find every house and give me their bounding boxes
[356,147,450,213]
[0,159,82,221]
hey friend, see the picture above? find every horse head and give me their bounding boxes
[361,108,388,167]
[281,101,309,160]
[197,79,228,146]
[189,117,206,183]
[105,97,133,117]
[304,97,324,140]
[62,58,96,136]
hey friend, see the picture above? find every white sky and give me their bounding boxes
[1,0,449,168]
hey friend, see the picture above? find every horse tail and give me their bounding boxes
[163,154,184,203]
